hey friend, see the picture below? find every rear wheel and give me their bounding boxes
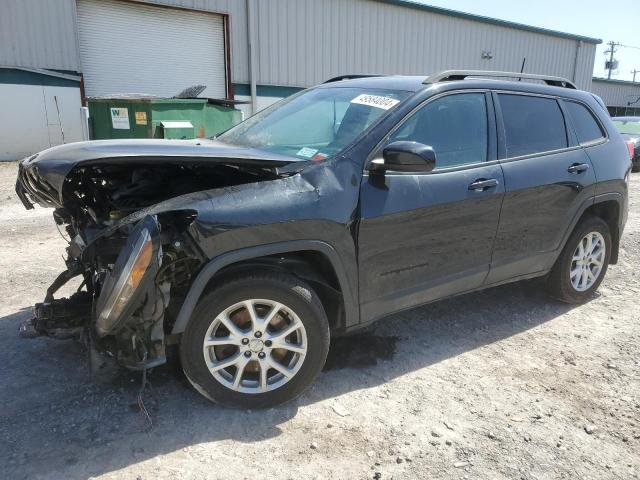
[180,273,330,408]
[547,216,611,303]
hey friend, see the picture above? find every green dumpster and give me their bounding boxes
[87,96,243,140]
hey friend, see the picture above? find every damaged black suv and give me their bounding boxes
[16,71,631,408]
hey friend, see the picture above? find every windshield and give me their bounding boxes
[219,87,411,159]
[613,119,640,135]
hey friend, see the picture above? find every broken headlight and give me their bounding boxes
[95,216,160,336]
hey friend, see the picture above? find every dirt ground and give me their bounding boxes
[0,160,638,480]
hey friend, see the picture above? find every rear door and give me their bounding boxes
[487,92,597,284]
[358,91,504,322]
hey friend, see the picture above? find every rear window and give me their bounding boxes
[564,101,605,144]
[499,94,568,157]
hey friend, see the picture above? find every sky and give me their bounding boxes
[413,0,640,82]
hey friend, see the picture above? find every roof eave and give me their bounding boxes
[592,77,640,86]
[373,0,602,45]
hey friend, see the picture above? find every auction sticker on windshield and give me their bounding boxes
[296,147,318,158]
[351,94,400,110]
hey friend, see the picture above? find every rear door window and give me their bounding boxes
[564,101,605,144]
[498,94,568,157]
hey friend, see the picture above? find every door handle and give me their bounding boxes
[567,163,590,174]
[468,178,499,191]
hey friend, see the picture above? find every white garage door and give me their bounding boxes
[76,0,227,98]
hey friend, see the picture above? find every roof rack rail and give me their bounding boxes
[323,74,385,84]
[423,70,577,89]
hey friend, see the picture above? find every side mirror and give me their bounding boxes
[371,141,436,173]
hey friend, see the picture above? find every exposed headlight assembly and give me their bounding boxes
[95,215,160,336]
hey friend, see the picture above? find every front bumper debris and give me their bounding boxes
[19,292,92,339]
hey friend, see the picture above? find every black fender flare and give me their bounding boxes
[171,240,359,334]
[555,192,623,267]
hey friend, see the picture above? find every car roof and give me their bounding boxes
[318,75,427,92]
[319,74,597,103]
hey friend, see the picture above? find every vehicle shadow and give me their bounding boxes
[0,280,582,480]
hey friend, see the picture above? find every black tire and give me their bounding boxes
[180,272,330,408]
[547,216,611,303]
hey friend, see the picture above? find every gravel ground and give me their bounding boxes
[0,160,638,480]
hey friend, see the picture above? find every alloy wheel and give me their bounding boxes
[570,231,606,292]
[202,299,307,394]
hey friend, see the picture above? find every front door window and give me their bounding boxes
[388,92,489,169]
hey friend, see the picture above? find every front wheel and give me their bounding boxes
[547,216,611,303]
[180,273,330,408]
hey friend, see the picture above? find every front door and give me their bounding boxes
[357,91,504,323]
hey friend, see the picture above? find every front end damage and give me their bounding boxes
[20,212,191,369]
[16,140,298,371]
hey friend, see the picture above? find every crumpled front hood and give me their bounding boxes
[17,139,303,208]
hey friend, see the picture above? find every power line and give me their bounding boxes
[619,43,640,51]
[603,41,640,81]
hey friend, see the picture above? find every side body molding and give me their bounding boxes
[171,240,358,334]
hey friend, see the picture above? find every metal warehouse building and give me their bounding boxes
[591,78,640,117]
[0,0,611,160]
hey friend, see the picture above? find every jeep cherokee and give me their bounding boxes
[16,70,631,408]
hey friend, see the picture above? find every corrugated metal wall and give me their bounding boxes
[0,0,597,90]
[591,79,640,108]
[0,0,249,79]
[0,0,80,71]
[250,0,596,90]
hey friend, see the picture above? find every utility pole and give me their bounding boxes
[632,69,639,83]
[604,41,620,79]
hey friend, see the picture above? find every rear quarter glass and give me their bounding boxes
[564,101,605,144]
